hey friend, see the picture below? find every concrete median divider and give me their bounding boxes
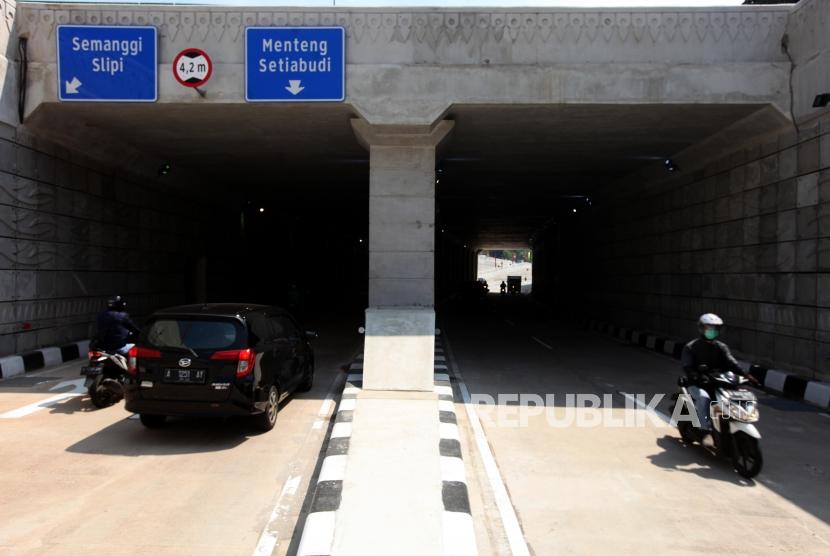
[297,339,477,556]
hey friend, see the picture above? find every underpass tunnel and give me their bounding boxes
[434,102,830,381]
[4,102,369,352]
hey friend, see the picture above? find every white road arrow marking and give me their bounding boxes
[50,378,87,395]
[285,80,304,95]
[65,77,82,94]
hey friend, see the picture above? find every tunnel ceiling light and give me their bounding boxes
[259,207,265,213]
[814,93,830,108]
[359,238,363,243]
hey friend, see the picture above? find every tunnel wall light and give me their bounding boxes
[814,94,830,108]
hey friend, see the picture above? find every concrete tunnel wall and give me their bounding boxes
[571,0,830,381]
[0,127,215,355]
[0,0,218,356]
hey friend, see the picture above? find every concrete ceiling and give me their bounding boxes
[26,101,768,247]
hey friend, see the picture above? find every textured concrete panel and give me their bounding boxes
[797,173,819,208]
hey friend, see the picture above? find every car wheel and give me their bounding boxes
[139,414,166,428]
[296,360,314,393]
[254,385,279,431]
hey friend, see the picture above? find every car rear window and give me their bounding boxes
[144,318,246,352]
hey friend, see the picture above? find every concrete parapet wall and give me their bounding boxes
[14,4,794,124]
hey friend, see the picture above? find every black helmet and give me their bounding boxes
[107,295,127,311]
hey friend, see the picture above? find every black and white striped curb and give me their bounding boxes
[435,340,478,556]
[296,341,477,556]
[295,370,356,556]
[587,319,830,411]
[0,339,90,380]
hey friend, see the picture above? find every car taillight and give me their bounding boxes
[128,346,161,375]
[211,348,254,378]
[88,351,104,360]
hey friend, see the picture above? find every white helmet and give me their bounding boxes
[698,313,724,336]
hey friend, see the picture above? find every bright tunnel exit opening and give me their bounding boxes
[477,249,533,295]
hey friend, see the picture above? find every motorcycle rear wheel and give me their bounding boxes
[88,376,113,409]
[731,432,763,478]
[677,421,696,443]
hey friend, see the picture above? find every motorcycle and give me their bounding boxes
[81,341,132,409]
[673,365,763,478]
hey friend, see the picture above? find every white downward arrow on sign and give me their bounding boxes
[285,80,304,95]
[65,77,82,94]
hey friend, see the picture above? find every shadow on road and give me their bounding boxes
[647,435,757,486]
[62,404,301,456]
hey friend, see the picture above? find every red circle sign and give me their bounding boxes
[173,48,212,88]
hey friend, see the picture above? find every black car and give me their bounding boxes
[124,303,314,430]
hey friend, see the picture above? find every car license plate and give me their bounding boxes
[81,366,102,376]
[163,368,206,384]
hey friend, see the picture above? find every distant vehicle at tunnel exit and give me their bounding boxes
[507,276,522,295]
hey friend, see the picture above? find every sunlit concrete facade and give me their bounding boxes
[0,1,828,383]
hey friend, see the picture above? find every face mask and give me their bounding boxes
[704,329,719,341]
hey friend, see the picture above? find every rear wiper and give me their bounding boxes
[181,344,199,358]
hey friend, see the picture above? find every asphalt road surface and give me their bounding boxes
[0,314,359,556]
[445,295,830,556]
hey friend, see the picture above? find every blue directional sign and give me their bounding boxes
[246,27,345,102]
[57,26,157,102]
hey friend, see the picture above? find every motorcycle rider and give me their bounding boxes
[95,295,140,356]
[681,313,757,432]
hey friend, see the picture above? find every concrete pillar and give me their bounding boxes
[351,119,454,391]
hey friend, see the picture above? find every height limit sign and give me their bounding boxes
[173,48,212,88]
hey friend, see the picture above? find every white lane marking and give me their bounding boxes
[252,474,303,556]
[338,398,356,412]
[619,392,673,425]
[531,336,553,350]
[0,393,83,419]
[820,413,830,419]
[49,378,87,394]
[444,334,531,556]
[252,368,344,556]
